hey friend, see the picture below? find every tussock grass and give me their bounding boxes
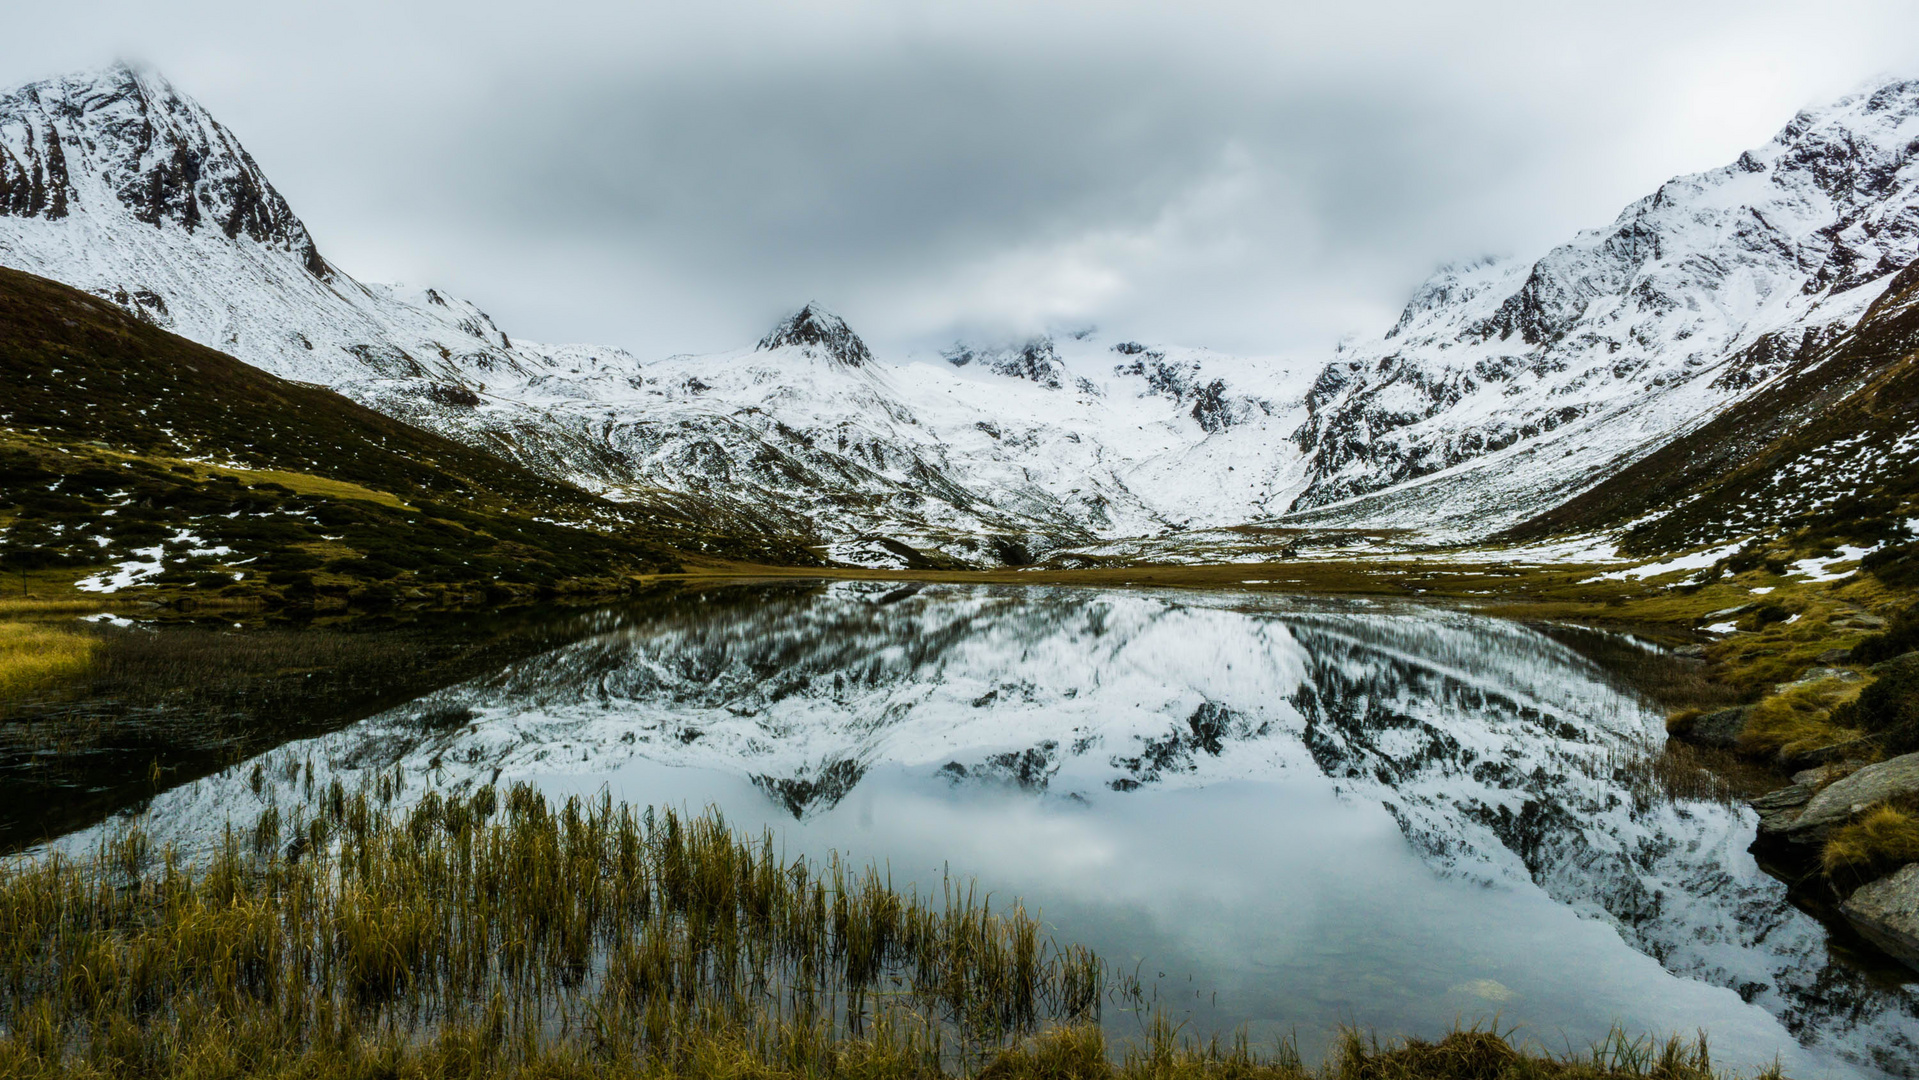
[1736,678,1866,761]
[0,622,96,705]
[976,1020,1749,1080]
[1822,797,1919,888]
[1830,657,1919,757]
[1663,709,1703,735]
[0,598,132,617]
[0,781,1108,1076]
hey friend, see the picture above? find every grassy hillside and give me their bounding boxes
[0,267,814,611]
[1506,263,1919,558]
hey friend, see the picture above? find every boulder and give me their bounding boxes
[1784,751,1919,842]
[1671,705,1750,749]
[1781,735,1880,770]
[1793,762,1866,787]
[1838,613,1888,631]
[1751,782,1816,837]
[1816,648,1852,664]
[1840,862,1919,972]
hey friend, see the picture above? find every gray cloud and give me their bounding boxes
[6,1,1919,357]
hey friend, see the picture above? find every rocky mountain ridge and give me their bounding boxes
[7,64,1919,561]
[1283,77,1919,537]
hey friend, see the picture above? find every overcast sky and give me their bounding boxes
[8,1,1919,359]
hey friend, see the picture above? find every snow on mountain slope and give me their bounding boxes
[0,68,553,387]
[0,65,1324,563]
[1282,78,1919,536]
[350,318,1320,564]
[10,64,1919,560]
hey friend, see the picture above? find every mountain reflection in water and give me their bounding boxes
[67,582,1919,1078]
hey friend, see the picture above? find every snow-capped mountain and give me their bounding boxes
[1285,79,1919,536]
[8,64,1919,560]
[0,66,566,386]
[350,322,1318,566]
[0,65,1322,562]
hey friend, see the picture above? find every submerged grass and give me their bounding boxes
[0,622,96,706]
[0,784,1775,1080]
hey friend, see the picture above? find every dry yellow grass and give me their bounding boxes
[1823,799,1919,887]
[0,621,95,704]
[1736,677,1868,761]
[202,464,411,508]
[42,439,415,511]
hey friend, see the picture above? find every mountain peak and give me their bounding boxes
[757,303,872,366]
[0,65,328,278]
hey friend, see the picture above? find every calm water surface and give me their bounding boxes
[60,583,1919,1078]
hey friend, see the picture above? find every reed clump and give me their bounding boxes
[0,781,1108,1077]
[0,621,95,706]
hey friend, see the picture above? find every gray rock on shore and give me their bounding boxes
[1671,705,1751,749]
[1784,752,1919,843]
[1752,782,1817,837]
[1840,862,1919,973]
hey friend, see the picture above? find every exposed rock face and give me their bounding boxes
[1286,79,1919,531]
[1111,342,1269,433]
[986,339,1064,389]
[944,338,1082,391]
[757,304,873,367]
[0,65,325,276]
[1841,862,1919,972]
[1785,751,1919,841]
[13,63,1919,559]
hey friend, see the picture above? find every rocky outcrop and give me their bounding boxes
[1669,705,1751,749]
[1840,862,1919,972]
[946,338,1090,392]
[1783,751,1919,842]
[1110,342,1267,432]
[0,65,326,276]
[757,304,872,367]
[1753,782,1819,838]
[1285,78,1919,529]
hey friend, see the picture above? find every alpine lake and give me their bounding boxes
[10,580,1918,1078]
